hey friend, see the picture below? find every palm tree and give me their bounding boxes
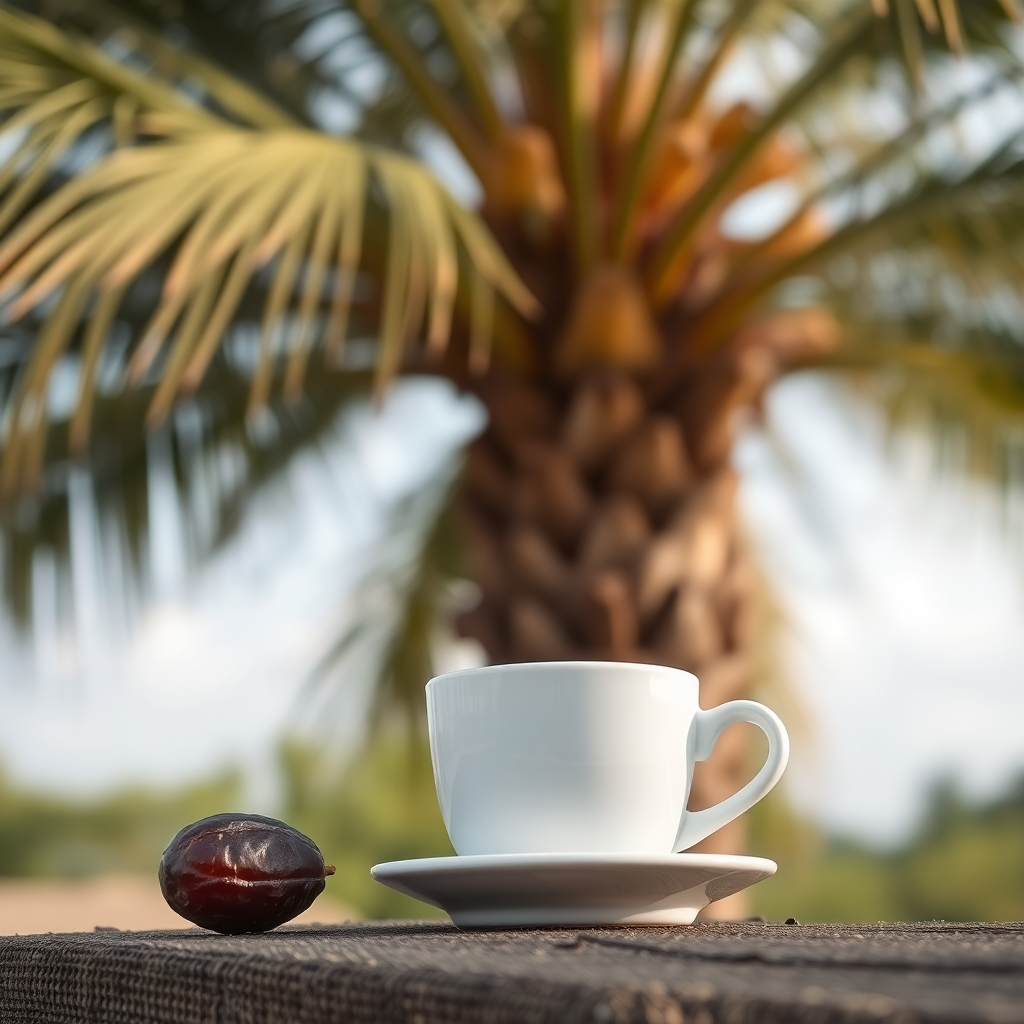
[2,0,1024,905]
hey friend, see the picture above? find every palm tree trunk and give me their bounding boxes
[455,367,760,917]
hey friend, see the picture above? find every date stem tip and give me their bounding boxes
[325,865,336,876]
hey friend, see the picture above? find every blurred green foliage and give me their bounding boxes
[749,777,1024,923]
[0,764,239,878]
[278,738,452,919]
[3,749,1024,924]
[0,740,452,919]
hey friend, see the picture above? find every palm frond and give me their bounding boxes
[0,6,221,149]
[65,0,512,155]
[0,4,217,240]
[0,11,535,501]
[6,0,1024,639]
[344,0,521,150]
[610,0,699,259]
[557,0,601,272]
[687,128,1024,489]
[1,359,370,629]
[718,136,1024,339]
[86,7,299,130]
[0,130,534,495]
[429,0,505,141]
[683,50,1023,331]
[351,0,492,176]
[303,455,466,735]
[815,341,1024,492]
[17,0,326,126]
[648,6,878,299]
[606,0,644,143]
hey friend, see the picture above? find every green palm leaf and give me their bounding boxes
[0,5,535,499]
[13,0,327,126]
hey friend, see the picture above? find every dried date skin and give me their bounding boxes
[159,813,335,934]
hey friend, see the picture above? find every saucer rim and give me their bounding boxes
[371,851,777,878]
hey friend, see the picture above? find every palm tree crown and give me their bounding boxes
[2,3,1024,883]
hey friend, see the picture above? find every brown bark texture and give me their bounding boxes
[455,367,761,913]
[437,110,838,914]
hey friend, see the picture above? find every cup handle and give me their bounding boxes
[673,700,790,853]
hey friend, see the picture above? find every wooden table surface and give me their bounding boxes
[2,920,1022,1023]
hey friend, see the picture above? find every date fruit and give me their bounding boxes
[159,813,336,934]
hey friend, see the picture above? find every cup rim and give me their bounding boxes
[427,660,699,690]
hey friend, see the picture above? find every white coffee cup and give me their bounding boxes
[426,661,789,857]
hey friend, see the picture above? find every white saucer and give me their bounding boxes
[370,852,776,927]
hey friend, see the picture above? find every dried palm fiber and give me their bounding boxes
[579,495,650,572]
[486,125,566,226]
[636,470,737,620]
[509,596,574,661]
[562,374,645,472]
[514,447,592,549]
[464,443,511,515]
[480,379,556,462]
[456,504,507,605]
[607,416,691,518]
[653,586,724,668]
[583,570,638,654]
[554,266,662,378]
[643,118,709,221]
[507,525,570,601]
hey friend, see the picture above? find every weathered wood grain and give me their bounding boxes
[1,921,1022,1023]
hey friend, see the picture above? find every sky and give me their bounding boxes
[0,381,487,810]
[1,373,1023,845]
[739,376,1024,841]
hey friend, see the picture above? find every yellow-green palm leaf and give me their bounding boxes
[0,4,535,496]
